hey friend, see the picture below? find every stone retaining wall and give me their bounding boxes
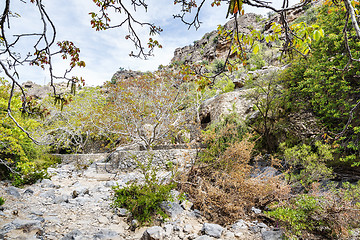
[53,148,201,172]
[106,149,200,171]
[53,153,108,165]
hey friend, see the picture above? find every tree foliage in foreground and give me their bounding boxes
[0,79,58,185]
[282,2,360,165]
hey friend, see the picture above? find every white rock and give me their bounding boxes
[183,224,193,233]
[202,223,224,238]
[180,200,193,211]
[98,216,110,225]
[141,226,164,240]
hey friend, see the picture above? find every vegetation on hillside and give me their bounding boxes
[1,1,360,239]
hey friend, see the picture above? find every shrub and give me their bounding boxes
[0,79,57,185]
[248,52,265,70]
[266,182,360,239]
[281,141,334,189]
[212,60,225,74]
[179,116,290,225]
[112,154,176,224]
[213,77,235,94]
[212,35,219,44]
[246,71,283,152]
[0,197,4,206]
[199,112,248,166]
[282,2,360,164]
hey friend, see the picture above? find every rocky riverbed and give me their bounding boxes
[0,158,283,240]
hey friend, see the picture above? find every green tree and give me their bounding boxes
[0,79,54,185]
[283,2,360,164]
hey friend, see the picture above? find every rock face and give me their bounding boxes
[0,154,283,240]
[199,88,254,128]
[171,13,264,65]
[20,81,72,100]
[111,69,142,83]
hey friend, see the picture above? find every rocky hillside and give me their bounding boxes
[171,13,264,64]
[2,2,360,240]
[170,4,313,66]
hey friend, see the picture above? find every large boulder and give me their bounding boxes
[199,89,253,128]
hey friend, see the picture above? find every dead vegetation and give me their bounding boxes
[178,135,290,225]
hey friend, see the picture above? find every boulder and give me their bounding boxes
[5,186,21,198]
[12,219,42,232]
[141,226,164,240]
[262,230,283,240]
[199,89,253,128]
[232,219,249,231]
[202,223,224,238]
[160,201,184,218]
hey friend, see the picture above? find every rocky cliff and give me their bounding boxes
[171,13,264,65]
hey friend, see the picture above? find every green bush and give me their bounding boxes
[266,181,360,239]
[200,112,248,167]
[282,2,360,164]
[112,154,176,224]
[0,79,57,185]
[212,60,225,74]
[281,141,334,188]
[0,197,5,206]
[246,71,283,152]
[213,77,235,94]
[267,194,321,237]
[248,51,265,70]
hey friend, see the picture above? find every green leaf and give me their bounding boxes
[265,35,270,43]
[313,30,321,41]
[253,44,260,54]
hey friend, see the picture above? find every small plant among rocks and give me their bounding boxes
[0,196,5,206]
[266,182,360,239]
[112,154,176,224]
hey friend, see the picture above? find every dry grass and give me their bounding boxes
[178,136,290,225]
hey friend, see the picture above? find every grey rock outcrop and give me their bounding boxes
[5,187,21,199]
[199,89,253,128]
[160,201,184,218]
[172,13,264,65]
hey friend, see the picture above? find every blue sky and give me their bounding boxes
[1,0,299,86]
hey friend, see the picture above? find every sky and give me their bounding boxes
[1,0,300,86]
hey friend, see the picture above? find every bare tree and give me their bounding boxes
[91,70,187,149]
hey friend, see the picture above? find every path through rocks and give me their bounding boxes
[0,157,282,240]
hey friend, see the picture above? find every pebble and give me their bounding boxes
[98,216,110,225]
